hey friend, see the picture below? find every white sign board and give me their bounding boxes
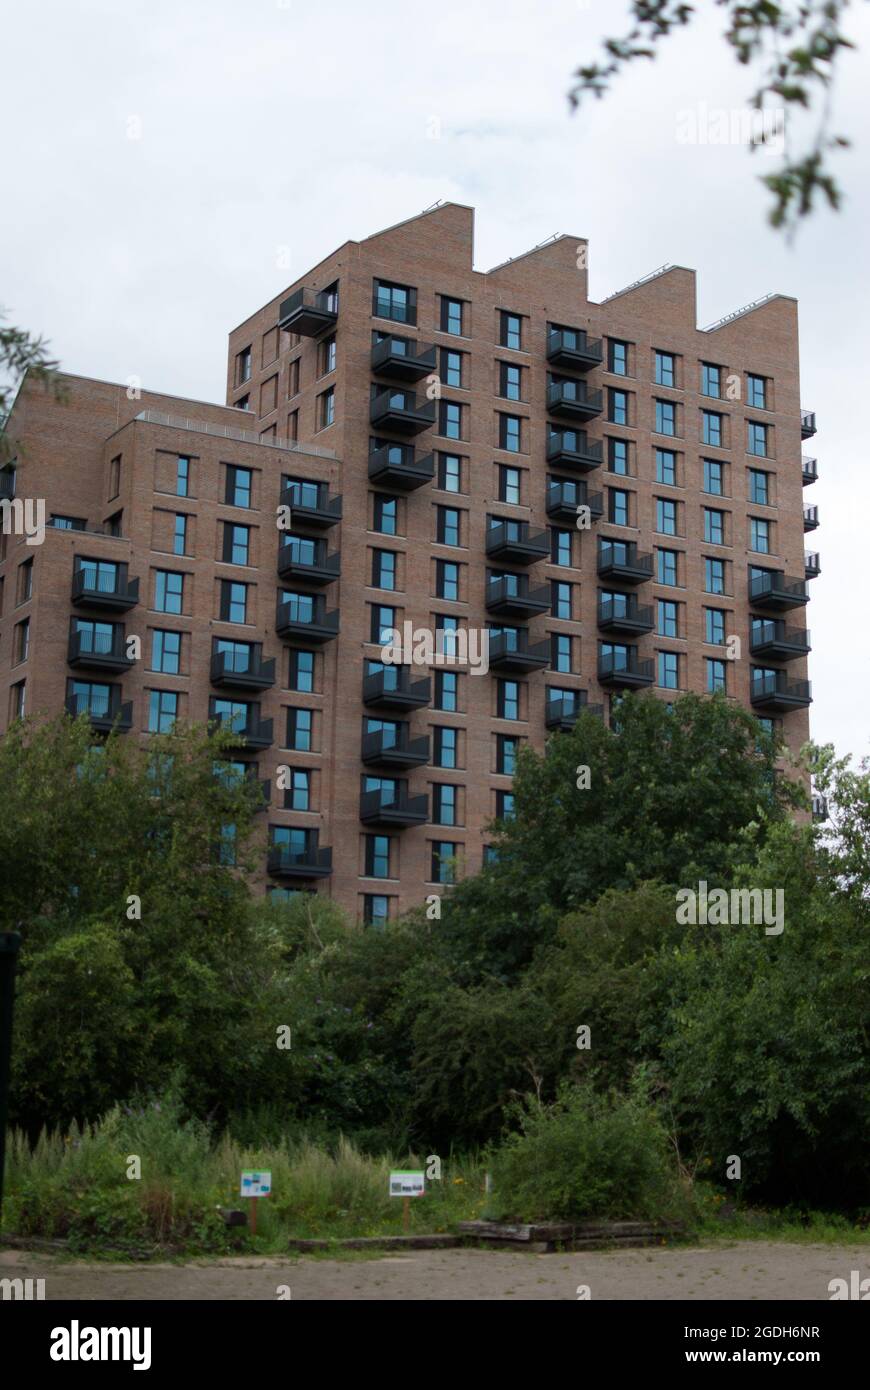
[240,1170,272,1198]
[389,1170,425,1198]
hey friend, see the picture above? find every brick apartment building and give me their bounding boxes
[0,203,819,921]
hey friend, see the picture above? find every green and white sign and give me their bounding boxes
[389,1170,425,1197]
[240,1170,272,1198]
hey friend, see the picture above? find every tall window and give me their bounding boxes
[374,495,398,534]
[747,421,768,457]
[219,579,248,623]
[374,280,415,324]
[702,411,723,447]
[152,629,181,674]
[654,351,676,387]
[148,689,178,733]
[609,490,630,527]
[657,549,678,586]
[499,362,522,401]
[657,600,678,638]
[701,363,721,398]
[437,507,461,546]
[703,459,723,495]
[372,549,397,589]
[705,608,725,645]
[442,349,464,388]
[438,454,462,493]
[365,834,391,878]
[498,414,521,452]
[608,339,628,375]
[225,466,252,508]
[656,449,676,485]
[155,570,184,614]
[289,650,315,693]
[608,389,628,425]
[439,400,462,440]
[497,679,520,720]
[749,518,770,553]
[746,374,767,409]
[319,387,335,428]
[286,707,313,751]
[656,498,677,535]
[705,557,725,594]
[655,399,676,436]
[500,311,522,350]
[706,658,727,692]
[440,297,464,335]
[748,469,769,505]
[704,509,726,545]
[608,438,629,475]
[498,465,521,504]
[658,650,679,689]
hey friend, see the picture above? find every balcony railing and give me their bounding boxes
[748,571,809,611]
[368,444,434,491]
[278,287,338,337]
[545,694,604,731]
[361,728,430,768]
[749,621,811,661]
[370,390,436,436]
[803,504,819,532]
[65,692,133,732]
[750,673,812,712]
[485,576,550,618]
[359,785,428,828]
[800,409,817,440]
[546,328,603,372]
[71,568,139,611]
[597,542,654,584]
[210,715,274,750]
[279,482,342,529]
[597,652,655,688]
[546,429,603,471]
[805,551,821,579]
[275,597,339,642]
[362,667,430,709]
[485,521,549,565]
[546,480,603,524]
[546,380,604,420]
[802,456,818,486]
[267,844,333,879]
[67,628,134,672]
[597,598,654,635]
[811,793,828,822]
[488,632,550,673]
[210,650,276,690]
[371,336,436,382]
[277,541,341,586]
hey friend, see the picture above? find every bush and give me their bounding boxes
[488,1080,690,1224]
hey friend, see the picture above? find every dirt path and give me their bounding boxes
[2,1241,865,1300]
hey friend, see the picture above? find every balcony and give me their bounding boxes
[362,667,430,710]
[277,540,341,586]
[748,570,809,612]
[811,793,828,823]
[801,409,817,440]
[65,693,132,733]
[210,650,276,690]
[279,482,342,529]
[546,328,603,373]
[67,629,134,673]
[359,785,428,828]
[546,480,603,525]
[802,456,818,486]
[545,694,604,732]
[546,429,603,471]
[597,541,654,585]
[750,673,812,713]
[370,389,436,436]
[361,727,430,769]
[803,504,819,532]
[211,715,274,751]
[598,652,655,688]
[805,551,821,579]
[485,520,549,566]
[597,598,654,636]
[749,621,811,662]
[488,632,550,674]
[371,336,436,382]
[485,576,550,619]
[275,596,339,643]
[278,287,338,338]
[368,443,434,491]
[71,568,139,612]
[267,844,333,880]
[546,380,603,421]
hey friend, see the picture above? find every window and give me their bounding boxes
[434,670,458,712]
[109,455,121,499]
[152,629,181,674]
[551,528,572,566]
[319,387,335,429]
[658,651,679,689]
[371,604,397,644]
[18,559,33,604]
[437,507,461,547]
[106,511,123,537]
[705,557,726,595]
[441,349,464,389]
[365,834,391,879]
[703,459,724,495]
[286,707,313,751]
[495,790,515,821]
[431,842,458,884]
[704,508,726,545]
[284,768,310,811]
[609,490,630,527]
[432,783,458,826]
[499,414,521,452]
[499,362,522,401]
[439,401,462,440]
[551,580,572,620]
[433,725,458,769]
[706,658,727,692]
[496,734,517,775]
[11,681,26,721]
[321,336,336,376]
[374,495,398,535]
[551,633,572,673]
[498,466,521,504]
[702,411,723,447]
[608,339,628,375]
[657,548,679,586]
[219,522,248,566]
[656,498,677,535]
[14,618,29,663]
[701,363,721,398]
[500,311,522,350]
[288,358,300,396]
[608,438,629,475]
[750,518,770,553]
[436,560,460,601]
[705,608,725,645]
[50,515,86,530]
[608,389,628,425]
[363,894,390,928]
[747,421,768,457]
[748,469,770,506]
[148,689,178,733]
[497,679,520,720]
[76,557,120,595]
[219,579,248,623]
[438,454,462,493]
[236,346,252,384]
[288,650,314,693]
[374,280,416,325]
[225,465,252,508]
[657,600,678,637]
[747,374,767,409]
[655,399,676,436]
[656,449,676,485]
[440,297,464,335]
[372,548,397,590]
[235,394,250,412]
[155,570,184,614]
[654,351,676,387]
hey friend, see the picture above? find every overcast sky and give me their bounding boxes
[4,0,869,764]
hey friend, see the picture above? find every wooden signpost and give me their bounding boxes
[240,1169,272,1235]
[389,1170,425,1231]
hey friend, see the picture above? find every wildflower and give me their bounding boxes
[453,1177,464,1185]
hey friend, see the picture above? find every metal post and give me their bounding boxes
[0,931,22,1231]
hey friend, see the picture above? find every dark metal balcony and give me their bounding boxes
[71,568,139,611]
[546,328,603,372]
[597,542,654,585]
[371,336,436,382]
[546,429,603,471]
[359,786,428,828]
[749,621,811,661]
[547,380,603,421]
[750,673,812,713]
[748,571,809,612]
[485,520,549,566]
[277,540,340,586]
[279,482,342,529]
[210,650,276,690]
[368,443,434,491]
[267,844,333,879]
[67,629,134,672]
[805,551,821,579]
[485,576,551,619]
[211,715,274,751]
[275,597,339,643]
[370,389,435,436]
[811,792,828,823]
[597,598,654,636]
[597,653,655,688]
[65,693,132,733]
[361,727,430,769]
[278,286,338,338]
[488,633,550,673]
[545,694,604,732]
[362,667,430,710]
[546,480,603,524]
[803,504,819,532]
[801,409,817,440]
[802,456,818,486]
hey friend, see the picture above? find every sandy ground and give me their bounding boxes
[2,1242,865,1300]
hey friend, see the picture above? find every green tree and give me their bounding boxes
[1,316,64,463]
